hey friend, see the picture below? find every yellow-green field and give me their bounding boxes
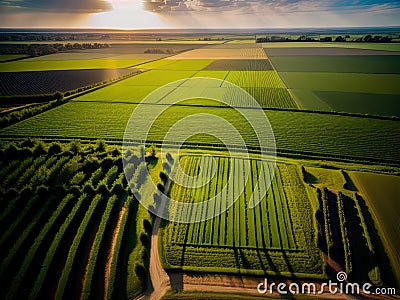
[350,171,400,286]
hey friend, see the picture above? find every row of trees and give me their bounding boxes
[144,48,175,54]
[257,34,396,43]
[0,33,111,42]
[0,94,64,129]
[0,43,110,57]
[0,139,157,299]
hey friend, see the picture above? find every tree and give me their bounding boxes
[95,140,106,152]
[69,140,81,153]
[97,183,110,197]
[33,141,47,156]
[143,219,152,233]
[320,37,332,42]
[148,144,156,158]
[48,143,62,155]
[135,264,146,281]
[54,91,64,102]
[157,183,165,193]
[335,36,345,42]
[159,171,168,183]
[363,35,372,42]
[140,233,149,247]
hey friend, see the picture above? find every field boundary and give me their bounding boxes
[1,135,399,166]
[70,99,400,121]
[170,242,306,252]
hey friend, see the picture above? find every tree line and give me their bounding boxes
[0,43,110,57]
[257,34,397,43]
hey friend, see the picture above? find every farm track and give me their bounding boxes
[104,206,126,300]
[180,274,355,299]
[146,179,172,300]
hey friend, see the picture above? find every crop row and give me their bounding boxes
[0,140,147,299]
[0,69,136,97]
[170,157,304,249]
[2,102,399,163]
[315,187,385,283]
[163,156,322,275]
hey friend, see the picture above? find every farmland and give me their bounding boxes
[1,102,399,163]
[74,69,295,109]
[269,55,400,74]
[0,140,155,299]
[264,47,400,56]
[161,153,393,286]
[203,59,273,71]
[163,156,322,275]
[266,46,400,117]
[313,91,400,117]
[0,69,137,97]
[0,54,28,62]
[0,59,149,72]
[167,48,267,60]
[0,43,206,72]
[350,172,400,286]
[280,72,400,94]
[1,31,400,300]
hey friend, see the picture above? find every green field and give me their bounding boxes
[267,46,400,117]
[223,71,286,88]
[330,43,400,52]
[22,53,169,61]
[108,69,197,86]
[279,72,400,116]
[303,167,347,191]
[290,89,333,111]
[162,156,322,275]
[280,72,400,94]
[1,101,399,163]
[314,91,400,117]
[0,59,149,72]
[142,59,213,70]
[270,56,400,74]
[75,69,296,108]
[262,42,338,48]
[262,42,400,51]
[0,54,28,62]
[75,85,162,102]
[350,171,400,286]
[265,44,400,117]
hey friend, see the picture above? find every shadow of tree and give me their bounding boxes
[355,193,396,287]
[342,171,357,192]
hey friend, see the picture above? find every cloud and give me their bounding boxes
[0,0,113,13]
[142,0,400,13]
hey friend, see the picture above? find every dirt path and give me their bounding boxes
[144,180,171,300]
[321,252,344,274]
[80,237,96,300]
[104,207,126,300]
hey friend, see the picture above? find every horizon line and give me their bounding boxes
[1,25,400,31]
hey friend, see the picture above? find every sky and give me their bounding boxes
[0,0,399,29]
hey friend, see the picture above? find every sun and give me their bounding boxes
[84,0,166,29]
